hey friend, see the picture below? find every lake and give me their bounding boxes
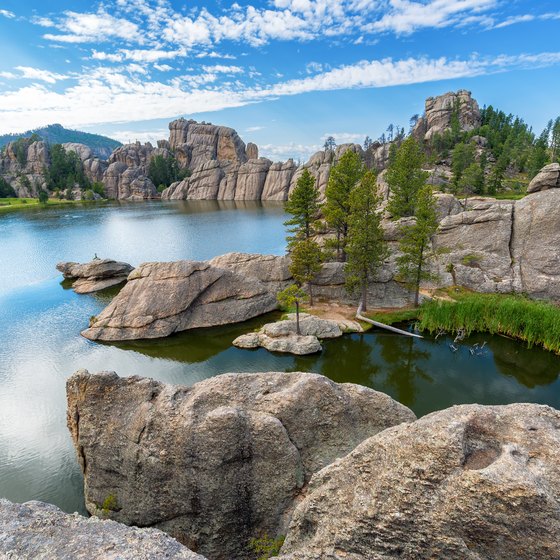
[1,201,559,515]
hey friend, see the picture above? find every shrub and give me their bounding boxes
[249,534,285,560]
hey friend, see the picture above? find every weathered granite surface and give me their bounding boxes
[0,499,205,560]
[278,403,560,560]
[67,370,415,560]
[56,259,133,294]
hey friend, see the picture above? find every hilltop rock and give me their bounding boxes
[278,403,560,560]
[414,90,481,141]
[0,499,205,560]
[67,370,416,560]
[57,259,133,294]
[63,143,107,183]
[246,142,259,160]
[527,163,560,193]
[81,260,278,341]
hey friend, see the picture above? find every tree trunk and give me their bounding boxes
[308,282,314,307]
[414,245,424,308]
[361,280,368,312]
[295,300,301,335]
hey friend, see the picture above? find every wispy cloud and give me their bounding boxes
[493,11,560,29]
[15,66,68,84]
[1,52,559,132]
[0,9,15,19]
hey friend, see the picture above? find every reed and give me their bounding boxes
[418,292,560,353]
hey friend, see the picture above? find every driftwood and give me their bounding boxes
[356,302,423,339]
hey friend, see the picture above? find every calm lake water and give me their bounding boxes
[1,200,559,515]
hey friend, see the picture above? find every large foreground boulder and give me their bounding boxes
[57,258,133,294]
[0,499,205,560]
[81,260,278,341]
[67,370,415,560]
[277,403,560,560]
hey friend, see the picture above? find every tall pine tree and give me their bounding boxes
[386,137,428,219]
[397,185,439,307]
[289,239,323,306]
[324,149,364,260]
[345,171,387,311]
[284,168,320,244]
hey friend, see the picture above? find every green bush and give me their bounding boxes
[249,534,285,560]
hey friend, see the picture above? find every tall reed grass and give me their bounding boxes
[418,293,560,354]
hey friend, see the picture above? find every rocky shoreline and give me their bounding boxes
[3,371,559,559]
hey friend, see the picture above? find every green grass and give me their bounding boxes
[0,197,103,212]
[366,308,419,326]
[418,292,560,354]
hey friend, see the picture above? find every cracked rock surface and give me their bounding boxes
[0,498,205,560]
[66,370,415,560]
[277,403,560,560]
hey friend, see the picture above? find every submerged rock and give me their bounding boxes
[0,498,205,560]
[56,259,133,294]
[81,260,278,340]
[66,370,416,560]
[278,403,560,560]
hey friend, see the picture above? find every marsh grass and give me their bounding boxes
[419,292,560,353]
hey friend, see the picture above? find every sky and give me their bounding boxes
[0,0,559,161]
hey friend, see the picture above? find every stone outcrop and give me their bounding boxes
[262,160,297,200]
[81,260,278,341]
[67,370,416,560]
[62,143,107,184]
[0,139,50,197]
[56,259,133,294]
[233,313,361,355]
[527,162,560,193]
[278,403,560,560]
[413,89,481,141]
[0,499,205,560]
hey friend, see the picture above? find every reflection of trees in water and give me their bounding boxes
[290,334,381,387]
[483,334,560,388]
[375,334,433,408]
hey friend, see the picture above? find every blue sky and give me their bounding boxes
[0,0,559,160]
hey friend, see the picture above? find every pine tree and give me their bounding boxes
[324,149,364,260]
[459,162,485,206]
[289,239,323,306]
[386,137,428,219]
[451,141,476,189]
[397,185,439,307]
[277,284,308,335]
[284,169,320,243]
[344,171,387,311]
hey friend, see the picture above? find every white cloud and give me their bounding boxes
[322,132,366,144]
[43,10,141,43]
[368,0,497,34]
[92,47,186,63]
[154,63,173,72]
[0,9,15,18]
[15,66,68,84]
[260,142,320,162]
[0,71,17,79]
[201,64,243,74]
[1,52,559,133]
[493,12,560,29]
[246,126,265,132]
[110,128,169,145]
[195,51,237,59]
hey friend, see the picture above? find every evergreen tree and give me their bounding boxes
[397,185,439,307]
[289,239,323,306]
[451,141,476,188]
[386,137,428,219]
[284,168,320,243]
[459,163,485,206]
[323,136,336,152]
[0,177,16,198]
[527,128,549,178]
[277,284,308,335]
[345,171,387,311]
[324,149,364,260]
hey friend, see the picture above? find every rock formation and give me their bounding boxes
[66,369,415,560]
[277,403,560,560]
[81,260,278,341]
[62,143,107,184]
[233,313,361,355]
[0,139,50,197]
[0,499,205,560]
[527,162,560,193]
[413,89,481,141]
[56,259,133,294]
